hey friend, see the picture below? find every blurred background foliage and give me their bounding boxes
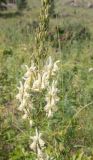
[0,0,93,159]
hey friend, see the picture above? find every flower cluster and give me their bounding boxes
[16,62,36,123]
[32,56,59,92]
[44,56,59,77]
[16,57,59,118]
[45,80,59,118]
[30,129,54,160]
[16,56,60,159]
[30,129,46,160]
[32,72,49,91]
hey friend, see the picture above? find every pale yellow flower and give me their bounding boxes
[29,120,33,127]
[46,81,59,104]
[24,62,36,78]
[89,68,93,72]
[45,81,59,118]
[23,92,30,99]
[41,72,49,89]
[45,103,57,118]
[32,73,41,91]
[37,147,45,160]
[45,56,53,71]
[22,112,28,120]
[24,77,31,91]
[18,100,26,111]
[52,60,60,76]
[16,81,24,102]
[32,72,49,92]
[30,129,45,152]
[44,57,60,77]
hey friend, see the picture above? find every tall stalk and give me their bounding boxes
[34,0,52,66]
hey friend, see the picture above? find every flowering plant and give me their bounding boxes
[16,56,60,159]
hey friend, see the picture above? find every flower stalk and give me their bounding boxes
[34,0,53,65]
[16,1,60,159]
[16,57,60,159]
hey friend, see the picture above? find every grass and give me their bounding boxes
[0,0,93,159]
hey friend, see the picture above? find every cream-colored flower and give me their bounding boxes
[89,68,93,72]
[24,62,36,78]
[22,108,30,120]
[32,73,41,91]
[30,129,45,152]
[46,81,59,103]
[44,57,60,77]
[52,60,60,76]
[37,147,45,160]
[23,62,36,91]
[45,103,57,118]
[23,92,30,99]
[16,81,24,102]
[45,56,53,71]
[45,81,59,118]
[16,62,36,112]
[22,113,28,119]
[18,100,25,111]
[32,72,49,91]
[24,77,31,91]
[29,120,33,127]
[41,72,49,89]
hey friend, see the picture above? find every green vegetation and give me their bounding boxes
[0,0,93,159]
[16,0,27,10]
